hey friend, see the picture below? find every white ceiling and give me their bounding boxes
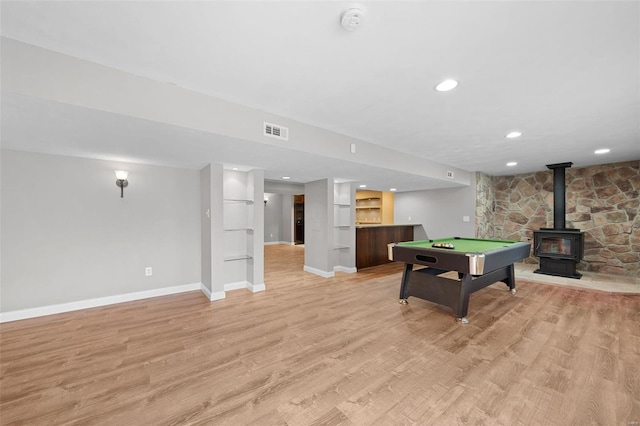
[1,1,639,191]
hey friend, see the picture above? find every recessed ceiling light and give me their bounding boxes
[359,184,367,188]
[390,188,397,192]
[282,176,291,180]
[594,148,610,154]
[232,167,238,171]
[506,162,517,167]
[506,131,522,139]
[435,79,458,92]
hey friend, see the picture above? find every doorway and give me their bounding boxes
[294,194,304,244]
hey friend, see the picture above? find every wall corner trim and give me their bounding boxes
[303,265,335,278]
[201,284,226,301]
[1,282,202,323]
[208,291,226,301]
[248,283,266,293]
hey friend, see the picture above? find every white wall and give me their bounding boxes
[264,181,304,195]
[304,179,332,275]
[200,165,212,293]
[394,174,477,240]
[245,169,265,288]
[3,39,472,188]
[263,181,302,245]
[280,195,293,244]
[264,193,283,243]
[1,150,201,313]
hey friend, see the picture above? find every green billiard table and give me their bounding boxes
[388,237,531,324]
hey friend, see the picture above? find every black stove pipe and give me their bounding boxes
[546,162,572,230]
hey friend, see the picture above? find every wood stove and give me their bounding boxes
[534,228,584,278]
[533,162,584,279]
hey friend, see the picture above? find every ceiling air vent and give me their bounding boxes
[264,122,289,141]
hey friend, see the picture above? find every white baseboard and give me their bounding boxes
[304,265,335,278]
[224,281,249,291]
[264,241,293,246]
[0,283,202,323]
[200,283,212,300]
[209,291,226,301]
[334,266,357,274]
[200,284,225,301]
[225,281,266,293]
[248,282,266,293]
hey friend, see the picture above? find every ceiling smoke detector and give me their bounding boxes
[341,8,365,31]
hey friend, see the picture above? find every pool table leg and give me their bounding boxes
[456,274,472,323]
[504,264,517,294]
[398,263,413,304]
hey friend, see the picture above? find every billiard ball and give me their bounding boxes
[431,242,455,249]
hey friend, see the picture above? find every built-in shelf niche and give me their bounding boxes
[355,190,394,224]
[222,169,261,286]
[223,199,254,232]
[332,181,355,277]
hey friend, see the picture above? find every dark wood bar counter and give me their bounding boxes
[356,224,415,269]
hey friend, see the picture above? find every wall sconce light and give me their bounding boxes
[264,196,269,205]
[115,170,129,198]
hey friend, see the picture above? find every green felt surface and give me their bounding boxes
[396,237,517,253]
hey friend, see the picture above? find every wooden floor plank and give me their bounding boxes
[1,244,639,425]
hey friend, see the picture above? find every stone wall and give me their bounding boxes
[475,172,495,239]
[483,160,639,277]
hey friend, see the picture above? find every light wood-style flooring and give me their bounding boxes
[1,244,639,425]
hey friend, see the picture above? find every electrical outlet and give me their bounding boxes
[145,267,152,276]
[463,216,470,222]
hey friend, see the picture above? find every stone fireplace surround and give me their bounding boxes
[475,160,639,277]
